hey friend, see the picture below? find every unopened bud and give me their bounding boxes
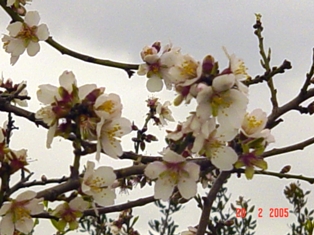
[16,6,26,16]
[152,42,161,52]
[280,165,291,174]
[41,175,47,182]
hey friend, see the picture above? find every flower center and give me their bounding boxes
[97,100,115,114]
[105,124,123,146]
[11,201,31,222]
[181,60,197,78]
[16,23,39,46]
[246,115,263,128]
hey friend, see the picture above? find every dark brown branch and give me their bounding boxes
[84,195,156,216]
[33,195,156,219]
[196,171,231,235]
[0,0,139,76]
[234,169,314,184]
[266,88,314,129]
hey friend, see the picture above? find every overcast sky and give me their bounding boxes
[1,1,314,234]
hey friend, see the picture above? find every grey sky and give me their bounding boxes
[1,1,314,234]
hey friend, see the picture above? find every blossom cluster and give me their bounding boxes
[35,70,132,160]
[141,42,275,201]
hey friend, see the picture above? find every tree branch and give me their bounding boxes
[196,171,231,235]
[263,136,314,159]
[0,0,139,76]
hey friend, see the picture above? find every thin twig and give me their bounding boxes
[0,0,139,76]
[234,169,314,184]
[263,136,314,159]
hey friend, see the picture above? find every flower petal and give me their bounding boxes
[27,41,40,56]
[177,178,197,199]
[0,214,14,235]
[93,189,116,206]
[93,166,116,186]
[154,179,174,201]
[36,24,49,41]
[144,162,167,179]
[7,22,22,37]
[146,76,163,92]
[16,191,36,201]
[163,149,185,163]
[211,146,238,171]
[15,217,34,234]
[24,11,40,27]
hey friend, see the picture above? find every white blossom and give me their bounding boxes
[82,161,116,206]
[2,11,49,65]
[145,149,200,201]
[0,191,44,235]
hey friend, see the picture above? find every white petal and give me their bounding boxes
[59,71,77,93]
[146,77,163,92]
[6,0,15,6]
[163,149,185,163]
[93,189,116,206]
[0,214,14,235]
[154,179,175,201]
[27,201,44,215]
[69,197,89,211]
[184,162,200,181]
[144,162,167,179]
[27,41,40,56]
[0,203,11,216]
[16,191,36,201]
[212,74,235,92]
[46,123,57,148]
[15,217,34,234]
[101,136,122,158]
[211,146,238,171]
[177,178,197,199]
[36,24,49,41]
[192,135,204,153]
[24,11,40,27]
[7,22,22,37]
[8,39,25,56]
[137,64,148,75]
[78,84,97,100]
[37,84,58,104]
[94,166,116,186]
[10,55,19,65]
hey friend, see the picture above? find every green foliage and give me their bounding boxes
[148,199,183,235]
[195,183,257,235]
[285,182,314,235]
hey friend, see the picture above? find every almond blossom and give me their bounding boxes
[82,161,116,206]
[94,93,122,121]
[144,149,200,201]
[167,53,201,86]
[0,191,44,235]
[241,109,267,138]
[222,47,249,94]
[192,127,238,171]
[51,197,89,232]
[138,42,181,92]
[96,117,132,160]
[196,81,248,130]
[36,71,104,147]
[156,101,175,126]
[2,11,49,65]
